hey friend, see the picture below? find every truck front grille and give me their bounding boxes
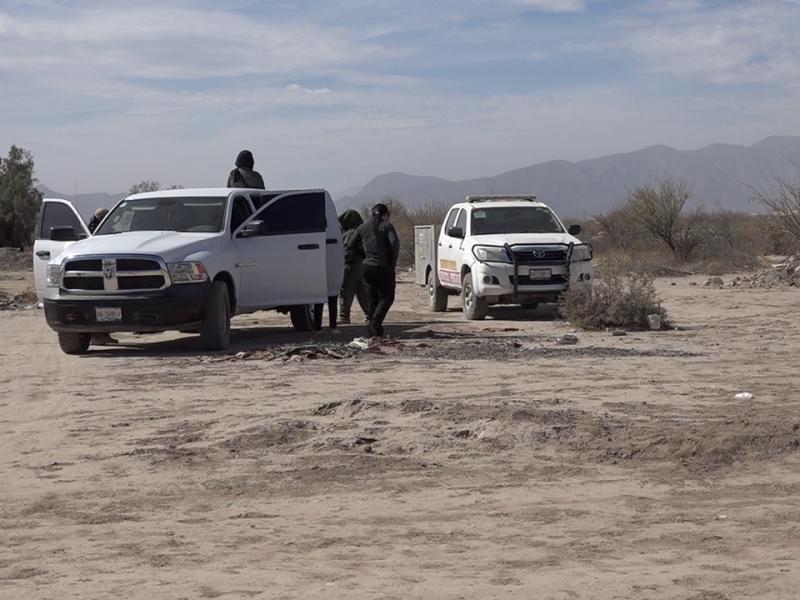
[64,276,105,291]
[511,249,567,263]
[61,255,169,294]
[118,276,166,290]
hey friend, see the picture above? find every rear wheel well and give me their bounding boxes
[213,272,236,312]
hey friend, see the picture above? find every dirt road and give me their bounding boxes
[2,273,800,599]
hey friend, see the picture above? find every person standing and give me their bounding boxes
[337,209,370,324]
[345,203,400,338]
[227,150,266,189]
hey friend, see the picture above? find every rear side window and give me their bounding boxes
[255,192,326,235]
[38,202,84,239]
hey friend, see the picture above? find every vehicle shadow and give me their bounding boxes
[436,304,561,321]
[82,321,455,358]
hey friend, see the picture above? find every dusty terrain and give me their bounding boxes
[2,264,800,600]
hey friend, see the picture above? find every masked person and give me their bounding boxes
[337,209,370,324]
[345,203,400,338]
[227,150,265,189]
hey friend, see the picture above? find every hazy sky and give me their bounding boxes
[1,0,799,197]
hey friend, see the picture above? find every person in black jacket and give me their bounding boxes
[345,203,400,338]
[227,150,266,189]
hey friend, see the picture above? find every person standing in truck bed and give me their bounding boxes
[227,150,265,189]
[345,203,400,338]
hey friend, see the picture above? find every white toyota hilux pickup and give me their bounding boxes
[414,195,594,320]
[34,188,343,354]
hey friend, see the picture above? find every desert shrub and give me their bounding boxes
[559,267,671,331]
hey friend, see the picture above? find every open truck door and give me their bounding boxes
[33,198,90,305]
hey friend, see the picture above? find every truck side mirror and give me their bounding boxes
[238,220,268,238]
[50,226,79,242]
[448,226,464,239]
[568,224,582,236]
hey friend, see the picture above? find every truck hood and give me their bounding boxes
[56,231,223,263]
[470,233,585,247]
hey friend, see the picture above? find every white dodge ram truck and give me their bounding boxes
[414,195,593,320]
[35,187,343,354]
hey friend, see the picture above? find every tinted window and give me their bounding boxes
[471,206,564,235]
[255,192,326,235]
[253,193,280,210]
[230,196,253,232]
[443,208,459,236]
[39,202,84,239]
[455,209,467,233]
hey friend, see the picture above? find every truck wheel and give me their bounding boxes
[428,271,448,312]
[461,272,488,320]
[199,281,231,351]
[289,305,315,332]
[57,332,91,355]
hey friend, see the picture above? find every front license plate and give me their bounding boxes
[528,268,552,280]
[95,307,122,322]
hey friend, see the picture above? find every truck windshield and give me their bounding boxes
[94,197,227,235]
[471,206,564,235]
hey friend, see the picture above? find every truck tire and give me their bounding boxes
[428,270,448,312]
[289,305,315,332]
[199,281,231,351]
[58,332,91,355]
[461,272,488,320]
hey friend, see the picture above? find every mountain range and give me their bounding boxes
[38,135,800,220]
[334,135,800,217]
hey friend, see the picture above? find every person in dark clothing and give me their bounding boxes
[345,203,400,338]
[87,207,109,234]
[337,209,370,324]
[313,296,340,335]
[227,150,266,189]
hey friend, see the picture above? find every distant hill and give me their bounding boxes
[334,136,800,218]
[37,185,127,221]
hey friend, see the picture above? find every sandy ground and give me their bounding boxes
[2,270,800,600]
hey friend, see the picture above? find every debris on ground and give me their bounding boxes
[0,290,38,311]
[556,334,579,346]
[0,247,33,271]
[647,314,662,330]
[703,276,725,288]
[734,255,800,289]
[213,338,409,363]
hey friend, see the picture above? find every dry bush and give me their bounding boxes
[586,191,769,274]
[745,169,800,255]
[559,266,671,331]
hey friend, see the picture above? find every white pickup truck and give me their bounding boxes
[414,195,594,319]
[34,188,343,354]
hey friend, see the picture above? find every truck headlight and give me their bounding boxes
[472,246,512,264]
[168,262,209,283]
[46,264,63,287]
[571,244,593,262]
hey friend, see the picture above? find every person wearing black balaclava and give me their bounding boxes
[227,150,265,189]
[345,203,400,338]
